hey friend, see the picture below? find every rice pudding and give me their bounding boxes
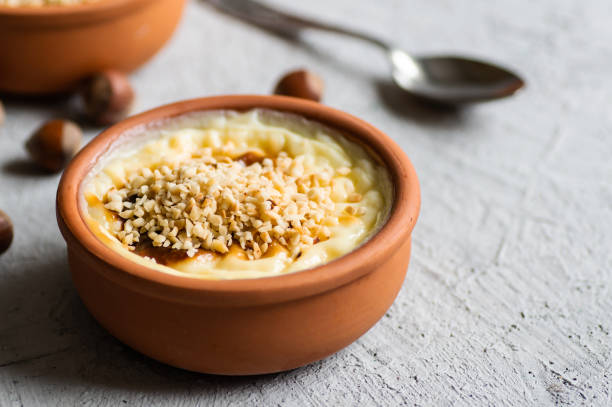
[82,109,392,279]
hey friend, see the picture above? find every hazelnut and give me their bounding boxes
[80,70,134,125]
[0,100,5,126]
[0,210,13,255]
[25,119,82,173]
[274,69,324,102]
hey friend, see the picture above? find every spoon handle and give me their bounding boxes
[208,0,390,50]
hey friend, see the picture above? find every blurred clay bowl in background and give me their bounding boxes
[0,0,186,94]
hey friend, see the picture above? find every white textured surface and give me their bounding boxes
[1,0,611,405]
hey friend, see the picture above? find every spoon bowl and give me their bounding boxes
[390,50,525,104]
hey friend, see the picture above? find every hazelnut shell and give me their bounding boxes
[0,209,13,255]
[82,70,134,125]
[25,119,82,173]
[274,69,324,102]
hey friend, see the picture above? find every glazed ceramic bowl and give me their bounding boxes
[56,95,420,375]
[0,0,186,94]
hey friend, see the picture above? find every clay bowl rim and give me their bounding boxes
[57,95,420,306]
[0,0,158,24]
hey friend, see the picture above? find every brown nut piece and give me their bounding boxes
[25,119,82,173]
[81,70,134,125]
[0,209,13,255]
[274,69,324,102]
[0,100,5,126]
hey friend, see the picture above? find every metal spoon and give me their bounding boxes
[208,0,525,104]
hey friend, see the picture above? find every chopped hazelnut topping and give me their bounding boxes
[347,193,363,203]
[103,152,364,260]
[336,166,351,176]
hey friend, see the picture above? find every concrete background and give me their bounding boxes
[1,0,611,405]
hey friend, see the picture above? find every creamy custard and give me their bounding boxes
[82,109,392,279]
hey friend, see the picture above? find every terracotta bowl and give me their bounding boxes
[0,0,186,94]
[56,95,420,375]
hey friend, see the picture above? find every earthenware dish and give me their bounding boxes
[56,95,420,375]
[0,0,186,94]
